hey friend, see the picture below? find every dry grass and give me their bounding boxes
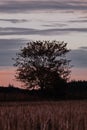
[0,100,87,130]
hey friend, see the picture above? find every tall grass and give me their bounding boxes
[0,101,87,130]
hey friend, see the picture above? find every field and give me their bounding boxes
[0,101,87,130]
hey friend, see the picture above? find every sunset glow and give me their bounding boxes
[71,68,87,81]
[0,68,21,87]
[0,67,87,87]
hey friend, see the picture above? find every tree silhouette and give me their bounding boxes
[14,40,71,91]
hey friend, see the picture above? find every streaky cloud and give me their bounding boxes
[69,19,87,23]
[42,23,67,27]
[0,19,28,23]
[79,46,87,50]
[0,27,87,36]
[0,1,87,13]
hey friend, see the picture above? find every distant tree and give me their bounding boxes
[8,84,14,88]
[14,40,71,91]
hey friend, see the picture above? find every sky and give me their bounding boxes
[0,0,87,87]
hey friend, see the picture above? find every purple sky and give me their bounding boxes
[0,0,87,86]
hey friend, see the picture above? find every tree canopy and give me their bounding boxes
[14,40,71,91]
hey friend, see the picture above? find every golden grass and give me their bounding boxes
[0,101,87,130]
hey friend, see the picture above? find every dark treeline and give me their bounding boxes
[0,81,87,101]
[0,85,41,101]
[67,80,87,99]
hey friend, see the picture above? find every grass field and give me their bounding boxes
[0,100,87,130]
